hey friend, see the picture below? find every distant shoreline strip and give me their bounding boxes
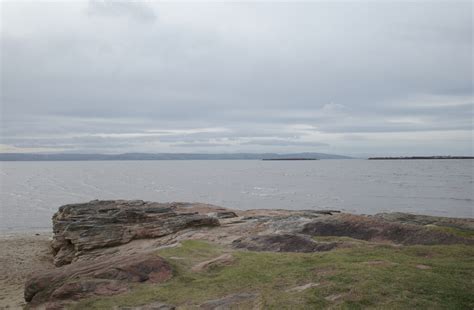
[262,158,318,161]
[368,156,474,160]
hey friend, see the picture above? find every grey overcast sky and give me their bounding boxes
[1,0,472,157]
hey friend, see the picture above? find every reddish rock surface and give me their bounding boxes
[22,200,474,309]
[302,213,474,245]
[25,253,172,308]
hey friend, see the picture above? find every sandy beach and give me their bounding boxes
[0,232,54,309]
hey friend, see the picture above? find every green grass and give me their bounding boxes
[424,224,474,239]
[72,240,474,309]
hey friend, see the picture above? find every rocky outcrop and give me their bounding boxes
[23,200,474,309]
[52,200,220,266]
[374,212,474,231]
[232,234,337,252]
[25,253,172,309]
[302,213,474,245]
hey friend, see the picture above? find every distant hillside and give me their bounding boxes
[369,156,474,160]
[0,152,351,161]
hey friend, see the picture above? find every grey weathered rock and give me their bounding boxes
[116,302,176,310]
[207,211,238,219]
[286,282,320,292]
[51,200,220,266]
[302,213,474,245]
[373,212,474,231]
[232,233,337,252]
[191,253,234,272]
[199,293,260,309]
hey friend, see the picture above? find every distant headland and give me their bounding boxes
[369,156,474,160]
[262,158,318,161]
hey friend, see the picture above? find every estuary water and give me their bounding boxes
[0,159,472,232]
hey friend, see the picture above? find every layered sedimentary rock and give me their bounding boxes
[25,253,172,308]
[24,200,474,309]
[51,200,220,266]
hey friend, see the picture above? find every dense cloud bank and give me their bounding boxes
[1,1,472,156]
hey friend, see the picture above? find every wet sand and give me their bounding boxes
[0,232,54,309]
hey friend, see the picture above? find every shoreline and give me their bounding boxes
[0,228,52,236]
[0,232,55,309]
[368,156,474,160]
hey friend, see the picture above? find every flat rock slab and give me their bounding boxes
[374,212,474,231]
[191,254,234,272]
[117,302,176,310]
[199,293,260,309]
[302,214,474,245]
[286,282,320,292]
[232,233,337,253]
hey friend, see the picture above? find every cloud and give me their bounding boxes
[172,142,231,148]
[1,1,472,156]
[240,139,328,147]
[86,0,156,23]
[0,144,69,154]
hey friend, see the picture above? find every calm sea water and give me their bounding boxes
[0,160,472,232]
